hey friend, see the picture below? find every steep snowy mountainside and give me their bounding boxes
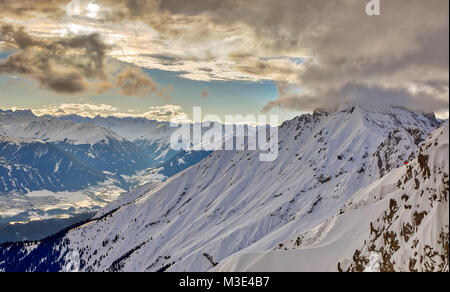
[0,110,212,241]
[0,135,106,194]
[0,160,58,195]
[119,150,213,189]
[0,106,442,272]
[340,122,449,272]
[151,150,213,179]
[93,183,159,219]
[219,123,448,272]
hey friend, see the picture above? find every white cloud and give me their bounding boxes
[436,110,449,120]
[13,12,303,84]
[2,0,448,116]
[111,105,191,123]
[32,103,118,117]
[65,0,101,19]
[32,103,190,122]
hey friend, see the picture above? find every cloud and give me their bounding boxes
[113,105,190,122]
[263,82,449,115]
[0,25,108,94]
[116,67,157,96]
[117,0,449,114]
[116,67,173,99]
[1,0,448,114]
[32,103,118,117]
[0,24,168,97]
[96,80,115,94]
[3,1,304,83]
[32,103,190,122]
[436,110,449,120]
[0,0,67,20]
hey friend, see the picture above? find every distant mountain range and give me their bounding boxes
[0,110,219,195]
[0,109,220,243]
[54,115,181,165]
[1,106,446,272]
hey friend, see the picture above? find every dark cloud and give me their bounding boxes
[155,0,449,114]
[0,24,168,97]
[0,0,66,20]
[42,73,87,94]
[158,0,236,15]
[100,0,448,113]
[116,67,157,96]
[211,0,448,114]
[233,57,298,81]
[116,67,171,99]
[0,25,108,94]
[0,52,88,94]
[263,82,449,115]
[125,0,159,17]
[0,0,448,113]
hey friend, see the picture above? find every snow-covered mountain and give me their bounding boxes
[55,115,180,164]
[1,110,123,145]
[0,110,219,243]
[218,122,449,272]
[151,150,214,179]
[1,110,218,191]
[0,106,444,272]
[0,135,106,194]
[0,110,153,185]
[54,115,254,165]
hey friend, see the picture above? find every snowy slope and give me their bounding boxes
[119,150,213,188]
[150,150,213,179]
[0,106,442,272]
[0,135,106,194]
[218,123,449,272]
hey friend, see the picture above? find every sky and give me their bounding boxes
[0,0,449,123]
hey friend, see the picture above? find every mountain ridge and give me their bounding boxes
[0,105,444,272]
[0,134,107,194]
[218,122,449,272]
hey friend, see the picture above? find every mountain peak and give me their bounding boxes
[0,102,445,272]
[0,109,35,118]
[287,104,440,137]
[0,111,125,145]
